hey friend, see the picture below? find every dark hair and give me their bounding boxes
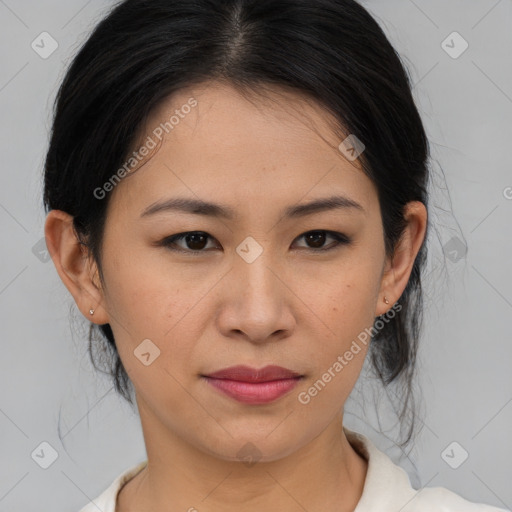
[44,0,431,448]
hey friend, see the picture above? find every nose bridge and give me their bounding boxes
[234,239,280,305]
[223,238,293,340]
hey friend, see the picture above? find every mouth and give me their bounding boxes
[200,365,304,405]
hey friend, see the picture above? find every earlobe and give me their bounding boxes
[375,201,427,317]
[44,210,110,324]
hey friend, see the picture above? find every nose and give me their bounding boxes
[216,247,296,345]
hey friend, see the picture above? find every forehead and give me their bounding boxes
[108,81,378,219]
[147,81,347,160]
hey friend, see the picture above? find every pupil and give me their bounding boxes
[307,232,325,248]
[187,233,207,250]
[183,232,328,251]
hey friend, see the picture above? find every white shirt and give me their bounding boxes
[78,427,509,512]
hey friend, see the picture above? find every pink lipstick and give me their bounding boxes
[202,365,303,404]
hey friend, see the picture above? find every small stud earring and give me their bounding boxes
[383,296,389,304]
[89,308,95,315]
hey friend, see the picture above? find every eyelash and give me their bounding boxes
[158,230,351,255]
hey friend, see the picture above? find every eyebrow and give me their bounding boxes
[140,194,364,220]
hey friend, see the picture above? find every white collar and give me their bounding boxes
[80,426,505,512]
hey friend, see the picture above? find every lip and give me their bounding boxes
[201,365,303,405]
[204,365,302,382]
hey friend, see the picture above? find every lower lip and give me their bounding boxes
[203,377,302,404]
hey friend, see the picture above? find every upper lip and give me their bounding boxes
[203,365,302,382]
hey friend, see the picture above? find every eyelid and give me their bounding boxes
[295,230,351,248]
[158,230,351,254]
[159,231,220,254]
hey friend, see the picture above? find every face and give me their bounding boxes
[51,81,422,463]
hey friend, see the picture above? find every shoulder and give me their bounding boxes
[343,427,510,512]
[404,485,509,511]
[77,461,147,512]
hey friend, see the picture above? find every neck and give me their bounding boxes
[117,405,368,512]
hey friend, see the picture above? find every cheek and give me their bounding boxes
[102,271,203,405]
[101,232,175,320]
[319,259,381,324]
[305,257,381,369]
[99,249,193,376]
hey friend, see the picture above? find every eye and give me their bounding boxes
[293,230,351,251]
[160,231,219,253]
[158,230,351,254]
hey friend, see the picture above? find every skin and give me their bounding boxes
[45,81,427,512]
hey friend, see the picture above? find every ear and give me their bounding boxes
[44,210,110,325]
[375,201,427,317]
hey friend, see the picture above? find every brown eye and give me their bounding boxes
[294,230,351,251]
[161,231,219,253]
[304,231,327,248]
[159,230,350,255]
[181,233,208,250]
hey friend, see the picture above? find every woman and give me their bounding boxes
[43,0,509,511]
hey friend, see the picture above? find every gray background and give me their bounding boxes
[0,1,511,511]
